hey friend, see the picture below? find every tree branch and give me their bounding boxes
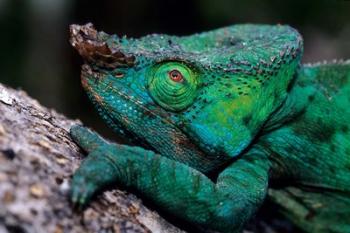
[0,83,186,233]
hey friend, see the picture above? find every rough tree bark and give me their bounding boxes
[0,83,283,233]
[0,83,188,233]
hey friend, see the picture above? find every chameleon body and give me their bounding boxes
[69,23,350,233]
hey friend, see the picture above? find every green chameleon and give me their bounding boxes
[69,23,350,233]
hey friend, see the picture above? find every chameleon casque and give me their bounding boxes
[69,23,350,233]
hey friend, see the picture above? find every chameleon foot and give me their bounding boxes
[70,125,116,208]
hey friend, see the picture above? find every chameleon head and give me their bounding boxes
[70,23,303,173]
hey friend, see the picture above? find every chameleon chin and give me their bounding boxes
[69,23,350,233]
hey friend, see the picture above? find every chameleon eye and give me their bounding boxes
[169,69,184,82]
[114,72,124,78]
[148,62,198,112]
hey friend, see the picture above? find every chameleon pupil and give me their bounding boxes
[169,69,183,82]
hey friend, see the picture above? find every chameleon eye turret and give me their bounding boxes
[148,62,198,112]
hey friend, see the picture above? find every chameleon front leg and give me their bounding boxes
[70,125,270,232]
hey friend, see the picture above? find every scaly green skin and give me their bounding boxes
[69,23,350,233]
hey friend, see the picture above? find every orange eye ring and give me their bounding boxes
[168,69,184,82]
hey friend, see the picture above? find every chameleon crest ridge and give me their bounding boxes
[70,23,135,69]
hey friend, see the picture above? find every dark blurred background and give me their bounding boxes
[0,0,350,138]
[0,1,349,231]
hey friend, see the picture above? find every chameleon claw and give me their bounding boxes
[71,190,79,204]
[78,192,88,208]
[70,183,83,210]
[70,174,97,210]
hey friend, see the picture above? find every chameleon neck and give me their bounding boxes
[260,62,350,190]
[262,65,314,133]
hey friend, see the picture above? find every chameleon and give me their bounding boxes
[69,23,350,233]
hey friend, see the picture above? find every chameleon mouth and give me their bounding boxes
[70,23,135,69]
[79,65,147,145]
